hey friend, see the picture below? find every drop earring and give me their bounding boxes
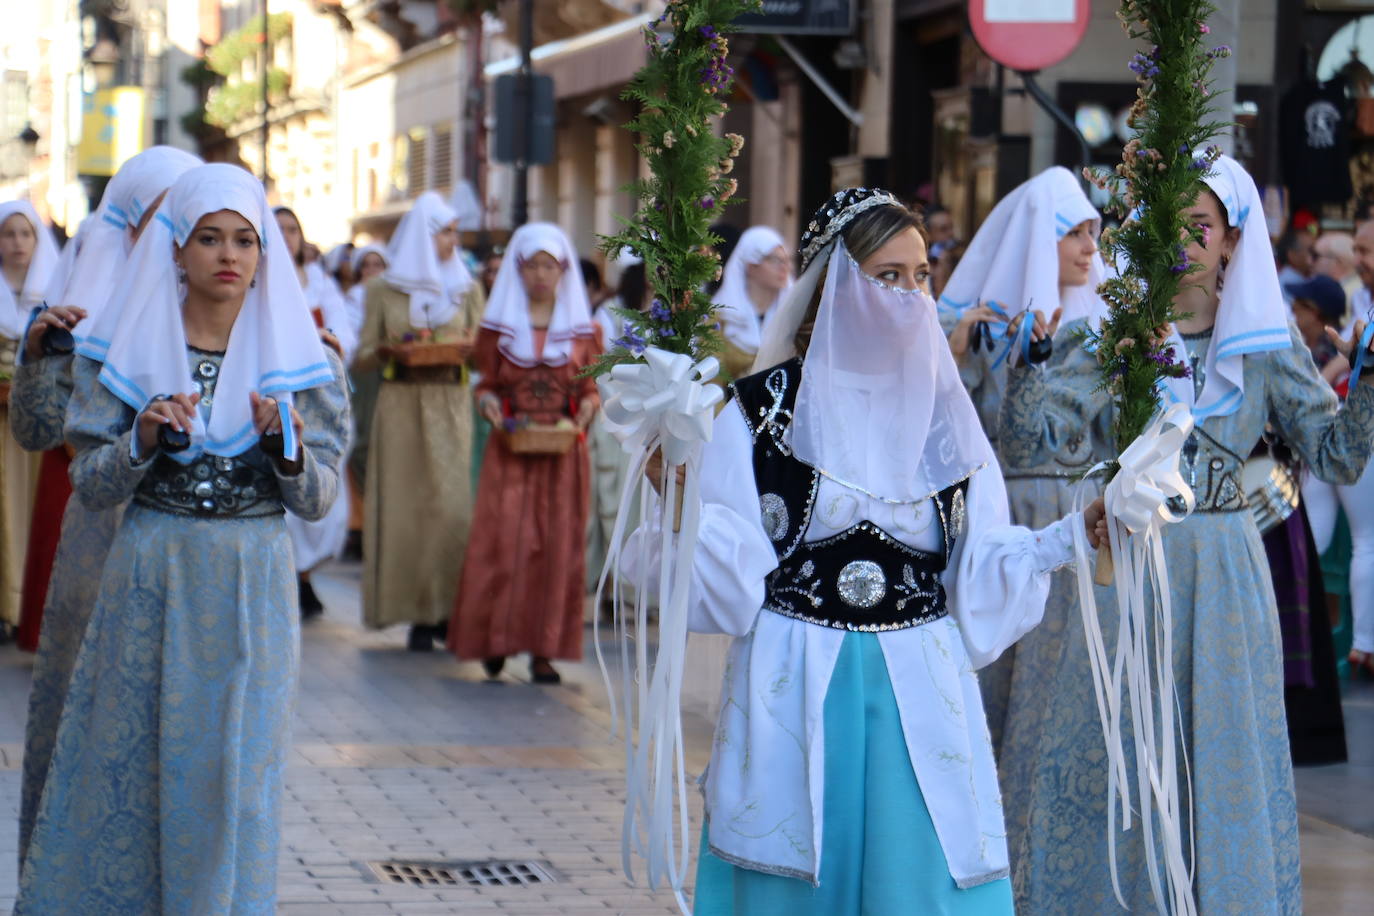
[176,265,187,284]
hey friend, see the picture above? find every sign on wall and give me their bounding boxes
[76,87,145,177]
[735,0,855,36]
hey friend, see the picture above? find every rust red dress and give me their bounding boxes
[449,327,601,661]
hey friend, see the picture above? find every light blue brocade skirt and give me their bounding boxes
[693,632,1014,916]
[16,506,299,915]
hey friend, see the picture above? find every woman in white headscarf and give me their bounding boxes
[930,168,1115,753]
[0,200,60,631]
[7,145,200,870]
[449,221,601,684]
[354,191,484,650]
[937,166,1108,451]
[998,155,1374,914]
[15,163,349,914]
[631,188,1101,915]
[713,224,791,380]
[274,206,356,617]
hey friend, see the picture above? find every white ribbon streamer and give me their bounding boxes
[592,347,723,913]
[1071,403,1198,916]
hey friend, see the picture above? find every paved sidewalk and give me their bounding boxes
[0,558,1369,913]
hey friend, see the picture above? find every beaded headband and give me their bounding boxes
[799,187,903,272]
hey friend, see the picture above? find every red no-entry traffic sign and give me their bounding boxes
[969,0,1091,73]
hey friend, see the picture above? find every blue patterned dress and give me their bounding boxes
[15,349,349,915]
[9,352,123,868]
[959,321,1116,749]
[997,323,1374,914]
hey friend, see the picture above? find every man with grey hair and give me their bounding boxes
[1314,230,1361,321]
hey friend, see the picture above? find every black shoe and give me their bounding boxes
[407,625,435,652]
[299,578,324,619]
[431,620,449,642]
[342,530,363,562]
[530,658,561,685]
[481,656,506,678]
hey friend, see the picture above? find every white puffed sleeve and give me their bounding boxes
[621,403,779,637]
[944,463,1081,668]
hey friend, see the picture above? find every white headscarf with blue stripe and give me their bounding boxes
[87,163,332,464]
[937,166,1106,346]
[51,146,201,340]
[1158,155,1290,422]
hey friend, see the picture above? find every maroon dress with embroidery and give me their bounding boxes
[449,327,601,660]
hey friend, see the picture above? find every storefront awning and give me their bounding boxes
[484,12,652,101]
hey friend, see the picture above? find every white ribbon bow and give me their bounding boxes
[1104,403,1195,533]
[1072,400,1199,916]
[599,348,724,463]
[593,346,723,914]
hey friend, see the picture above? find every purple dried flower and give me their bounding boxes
[699,196,715,209]
[649,300,672,322]
[699,25,717,38]
[613,331,647,356]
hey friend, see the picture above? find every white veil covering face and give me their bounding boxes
[0,200,61,338]
[1158,154,1291,421]
[51,146,202,340]
[88,163,333,463]
[937,166,1106,331]
[713,225,790,354]
[383,190,474,329]
[480,222,596,368]
[783,241,996,503]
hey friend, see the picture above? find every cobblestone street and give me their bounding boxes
[0,558,1368,914]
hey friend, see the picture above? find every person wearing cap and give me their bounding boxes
[1287,273,1347,375]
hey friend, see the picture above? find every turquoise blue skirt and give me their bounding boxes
[693,632,1014,915]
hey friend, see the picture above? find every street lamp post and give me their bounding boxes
[511,0,532,227]
[260,0,271,184]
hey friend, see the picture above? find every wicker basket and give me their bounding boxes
[395,341,466,367]
[505,424,580,455]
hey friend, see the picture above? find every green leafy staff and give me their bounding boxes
[1074,5,1232,914]
[586,0,760,379]
[1085,0,1230,453]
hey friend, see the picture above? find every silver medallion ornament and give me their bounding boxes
[760,493,789,541]
[837,560,887,608]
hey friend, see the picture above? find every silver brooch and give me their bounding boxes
[837,560,887,609]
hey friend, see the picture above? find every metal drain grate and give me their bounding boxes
[362,859,557,889]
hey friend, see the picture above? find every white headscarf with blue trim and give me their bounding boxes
[1158,155,1290,422]
[88,163,332,464]
[50,146,201,340]
[937,166,1106,345]
[0,200,61,338]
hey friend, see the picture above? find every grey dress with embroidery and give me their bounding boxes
[17,348,349,914]
[995,321,1374,915]
[9,353,126,868]
[978,320,1116,749]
